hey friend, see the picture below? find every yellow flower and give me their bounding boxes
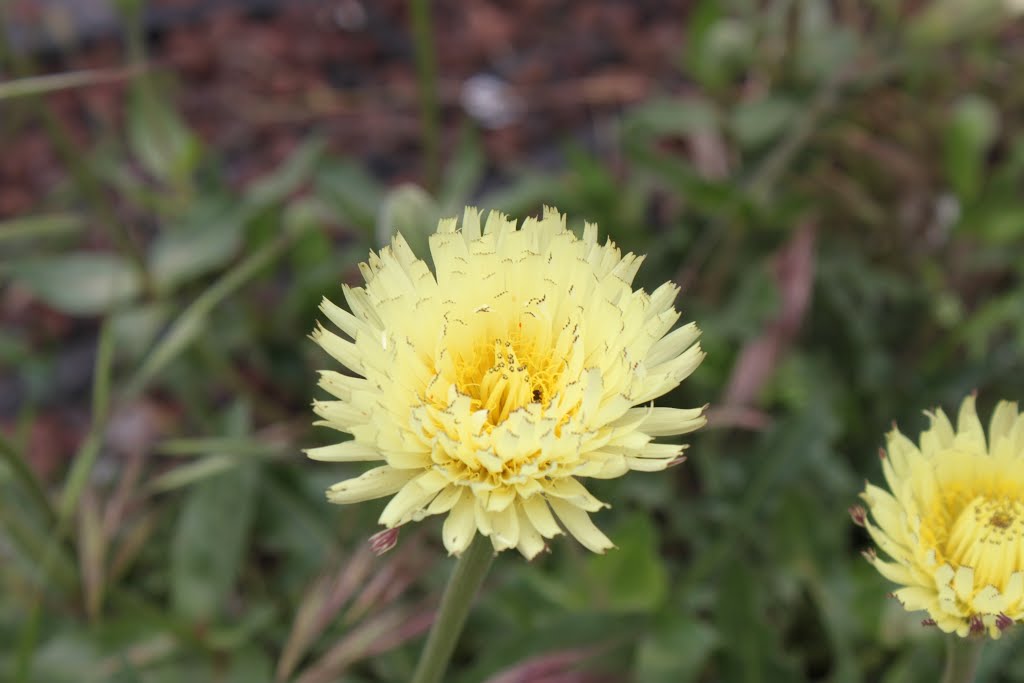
[857,395,1024,638]
[308,207,706,559]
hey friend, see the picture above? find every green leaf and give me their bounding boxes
[0,213,85,244]
[31,634,103,683]
[170,462,259,622]
[244,137,326,209]
[148,200,243,291]
[148,454,245,494]
[439,126,485,214]
[376,183,439,258]
[797,25,858,84]
[585,513,667,613]
[223,647,273,683]
[730,97,801,149]
[635,617,719,683]
[156,436,284,458]
[962,203,1024,245]
[623,97,719,139]
[316,160,384,233]
[110,302,173,362]
[6,253,142,315]
[944,94,1000,202]
[908,0,1004,47]
[476,173,562,217]
[128,83,200,186]
[685,1,753,90]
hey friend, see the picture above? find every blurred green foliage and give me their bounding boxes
[1,1,1024,682]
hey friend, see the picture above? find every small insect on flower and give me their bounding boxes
[858,395,1024,638]
[308,207,706,559]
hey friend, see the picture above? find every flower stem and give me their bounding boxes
[411,535,494,683]
[941,637,984,683]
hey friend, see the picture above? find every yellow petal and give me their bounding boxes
[954,566,975,602]
[327,466,410,504]
[989,401,1020,456]
[542,477,606,513]
[892,586,936,611]
[515,503,546,559]
[548,497,613,554]
[305,441,382,462]
[378,471,448,526]
[954,394,986,454]
[489,504,520,551]
[442,491,475,556]
[632,406,707,437]
[646,322,701,367]
[522,496,562,538]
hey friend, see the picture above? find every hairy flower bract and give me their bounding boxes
[860,395,1024,638]
[309,207,705,558]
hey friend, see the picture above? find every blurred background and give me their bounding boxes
[2,0,1024,681]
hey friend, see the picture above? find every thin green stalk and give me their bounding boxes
[409,0,441,192]
[16,319,116,683]
[410,536,494,683]
[122,211,316,398]
[59,319,116,522]
[941,637,984,683]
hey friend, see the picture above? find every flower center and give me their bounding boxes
[477,339,538,424]
[945,495,1024,587]
[456,332,560,426]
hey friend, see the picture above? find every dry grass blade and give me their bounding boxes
[77,490,107,621]
[278,533,432,681]
[108,511,158,584]
[342,547,422,626]
[293,604,435,683]
[275,546,377,681]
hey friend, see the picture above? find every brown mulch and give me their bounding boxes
[2,0,692,218]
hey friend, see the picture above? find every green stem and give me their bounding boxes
[59,318,116,522]
[941,637,984,683]
[15,318,117,682]
[411,535,494,683]
[409,0,441,192]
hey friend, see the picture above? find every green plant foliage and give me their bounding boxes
[6,253,143,315]
[2,1,1024,681]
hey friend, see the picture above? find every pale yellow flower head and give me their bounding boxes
[858,395,1024,638]
[308,207,706,559]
